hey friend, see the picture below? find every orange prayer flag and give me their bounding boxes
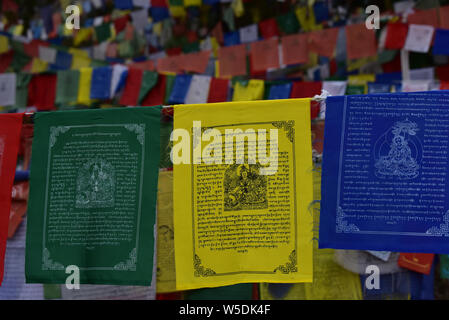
[129,60,155,71]
[181,50,211,74]
[281,33,308,65]
[250,38,279,72]
[439,6,449,29]
[157,55,182,73]
[345,23,377,60]
[308,27,339,58]
[217,44,247,77]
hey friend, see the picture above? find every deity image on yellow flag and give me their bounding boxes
[173,99,314,290]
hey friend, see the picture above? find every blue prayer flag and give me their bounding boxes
[90,67,113,100]
[168,74,192,104]
[320,92,449,253]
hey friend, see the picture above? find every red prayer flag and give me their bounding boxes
[181,50,211,74]
[0,113,23,285]
[308,27,339,58]
[207,78,229,103]
[281,33,308,65]
[142,74,166,106]
[211,22,224,46]
[8,199,27,239]
[27,74,57,111]
[151,0,168,7]
[24,40,47,58]
[345,23,377,60]
[291,81,322,119]
[2,0,18,12]
[0,51,13,73]
[259,18,280,39]
[398,253,434,275]
[250,38,279,72]
[382,52,402,73]
[166,47,182,56]
[218,44,247,78]
[441,81,449,89]
[407,8,439,28]
[385,22,409,50]
[119,68,143,106]
[114,15,129,34]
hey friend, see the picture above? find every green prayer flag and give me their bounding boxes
[377,50,397,65]
[43,284,62,299]
[25,107,162,286]
[95,23,111,43]
[164,74,176,105]
[182,41,200,53]
[138,71,158,105]
[11,51,31,72]
[14,73,31,109]
[55,70,80,106]
[169,0,183,5]
[159,116,173,169]
[345,85,365,95]
[119,41,133,58]
[223,7,235,31]
[276,11,300,35]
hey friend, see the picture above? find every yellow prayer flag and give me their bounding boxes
[231,0,244,18]
[0,35,9,54]
[77,67,92,105]
[295,7,317,32]
[349,73,375,83]
[232,80,264,101]
[348,73,375,94]
[210,37,219,58]
[214,60,220,78]
[173,99,314,290]
[74,27,93,46]
[156,170,177,293]
[259,248,362,300]
[347,57,377,72]
[70,48,92,69]
[169,6,186,18]
[31,58,48,73]
[153,22,162,36]
[13,25,24,36]
[184,0,201,6]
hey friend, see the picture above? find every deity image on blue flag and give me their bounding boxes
[319,93,449,254]
[374,119,421,180]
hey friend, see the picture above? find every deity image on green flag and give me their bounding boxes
[25,107,162,286]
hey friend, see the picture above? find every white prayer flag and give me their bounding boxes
[0,73,16,107]
[185,75,211,105]
[404,24,434,53]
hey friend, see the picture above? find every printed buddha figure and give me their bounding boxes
[375,132,419,179]
[76,158,115,208]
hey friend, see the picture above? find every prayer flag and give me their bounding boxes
[25,107,161,285]
[173,99,313,289]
